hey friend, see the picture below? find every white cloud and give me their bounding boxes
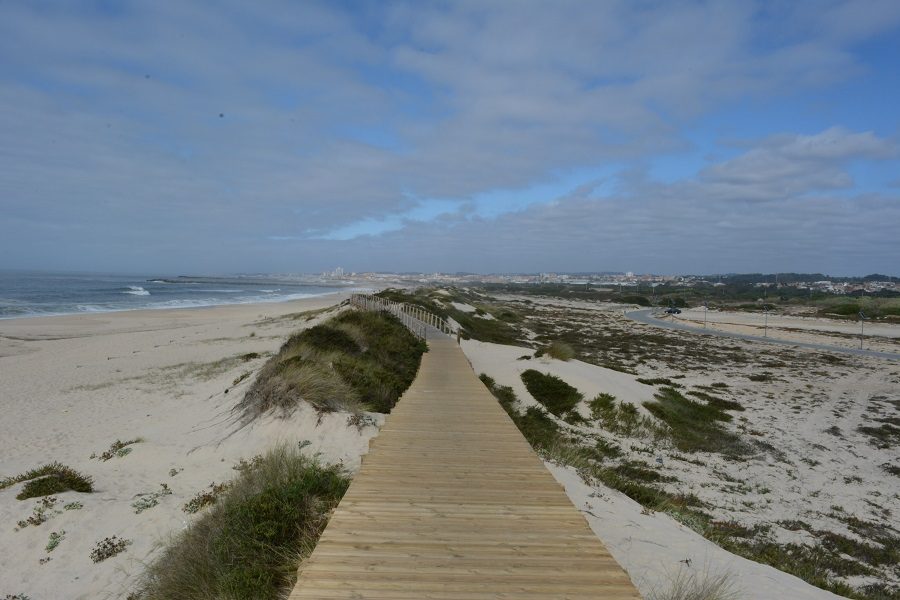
[1,1,899,273]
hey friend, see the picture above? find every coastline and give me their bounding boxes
[0,290,381,599]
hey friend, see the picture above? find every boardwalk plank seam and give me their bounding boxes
[289,337,641,599]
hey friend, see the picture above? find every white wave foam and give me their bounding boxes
[123,286,151,296]
[259,289,281,293]
[0,287,363,320]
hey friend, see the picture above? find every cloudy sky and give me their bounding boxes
[2,1,899,275]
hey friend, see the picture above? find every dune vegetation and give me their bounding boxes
[129,444,349,600]
[0,463,94,500]
[238,309,426,419]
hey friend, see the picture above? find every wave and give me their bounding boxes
[258,289,281,293]
[0,286,369,320]
[123,286,151,296]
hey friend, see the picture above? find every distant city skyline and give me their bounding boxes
[1,1,899,276]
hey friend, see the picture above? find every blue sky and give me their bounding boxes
[1,0,899,275]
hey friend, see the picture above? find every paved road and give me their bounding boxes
[626,309,900,362]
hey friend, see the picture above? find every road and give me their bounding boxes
[626,309,900,362]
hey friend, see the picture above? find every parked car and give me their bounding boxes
[665,307,682,314]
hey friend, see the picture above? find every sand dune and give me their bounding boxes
[0,294,381,600]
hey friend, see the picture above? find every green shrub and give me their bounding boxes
[588,393,616,419]
[240,310,426,418]
[2,463,94,500]
[520,370,583,417]
[480,376,559,449]
[131,444,349,600]
[688,390,745,412]
[637,377,681,388]
[619,295,651,307]
[644,387,748,455]
[544,341,576,361]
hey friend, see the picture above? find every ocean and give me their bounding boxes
[0,271,363,319]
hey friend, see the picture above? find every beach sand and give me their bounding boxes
[459,294,899,599]
[461,338,853,599]
[0,294,382,600]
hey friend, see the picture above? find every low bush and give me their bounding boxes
[637,377,682,388]
[643,387,748,455]
[1,463,94,500]
[590,393,660,437]
[90,536,131,563]
[520,370,583,417]
[91,438,142,461]
[131,444,349,600]
[687,390,745,412]
[544,341,576,361]
[239,310,426,419]
[481,375,559,449]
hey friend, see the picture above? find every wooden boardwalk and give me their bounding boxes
[289,337,640,599]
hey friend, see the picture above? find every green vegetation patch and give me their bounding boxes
[720,538,879,598]
[857,423,900,449]
[613,461,675,483]
[643,387,748,455]
[91,438,142,461]
[240,309,426,418]
[520,370,583,417]
[1,463,94,500]
[589,393,659,437]
[131,444,349,600]
[377,288,527,345]
[687,390,745,412]
[637,377,682,388]
[543,341,576,361]
[480,374,559,449]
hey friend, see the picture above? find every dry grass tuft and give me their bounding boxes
[649,569,740,600]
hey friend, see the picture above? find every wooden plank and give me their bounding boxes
[288,337,641,599]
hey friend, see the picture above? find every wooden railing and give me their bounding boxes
[350,293,459,342]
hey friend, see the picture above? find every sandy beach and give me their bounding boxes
[3,289,899,599]
[0,294,382,600]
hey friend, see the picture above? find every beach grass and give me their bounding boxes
[239,309,426,418]
[643,387,747,455]
[130,444,348,600]
[648,569,739,600]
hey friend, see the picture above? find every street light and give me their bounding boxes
[763,304,771,338]
[703,300,709,329]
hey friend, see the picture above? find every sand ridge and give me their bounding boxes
[0,293,382,600]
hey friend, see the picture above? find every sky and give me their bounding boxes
[1,1,899,276]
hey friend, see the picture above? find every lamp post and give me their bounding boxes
[703,300,708,329]
[763,304,770,338]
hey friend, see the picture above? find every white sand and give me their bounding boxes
[461,333,895,599]
[0,294,381,600]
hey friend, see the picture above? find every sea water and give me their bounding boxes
[0,271,360,319]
